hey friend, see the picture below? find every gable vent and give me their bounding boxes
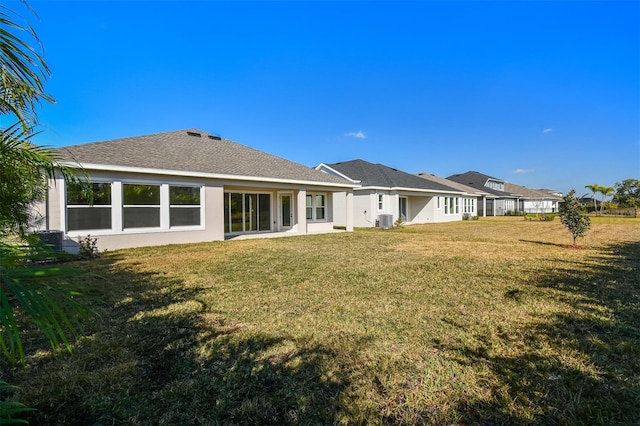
[208,135,222,140]
[187,131,201,137]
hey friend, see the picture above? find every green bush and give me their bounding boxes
[78,235,99,258]
[524,213,556,222]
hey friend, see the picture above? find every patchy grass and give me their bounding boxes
[3,217,639,425]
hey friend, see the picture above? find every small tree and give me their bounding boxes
[560,190,591,246]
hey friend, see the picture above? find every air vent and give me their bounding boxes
[187,131,201,137]
[208,135,222,140]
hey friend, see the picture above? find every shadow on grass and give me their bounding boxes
[8,253,355,425]
[519,239,568,248]
[450,240,640,425]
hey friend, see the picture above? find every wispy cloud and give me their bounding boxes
[542,128,553,133]
[513,168,535,174]
[345,130,366,139]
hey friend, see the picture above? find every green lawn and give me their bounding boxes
[4,217,640,425]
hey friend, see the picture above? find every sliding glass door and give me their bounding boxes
[224,192,271,233]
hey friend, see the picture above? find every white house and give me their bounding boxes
[447,171,561,215]
[316,159,479,227]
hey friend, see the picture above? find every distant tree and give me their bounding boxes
[614,178,640,217]
[598,185,615,216]
[560,190,591,246]
[585,184,600,214]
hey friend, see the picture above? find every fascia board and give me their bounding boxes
[315,163,361,183]
[57,162,360,189]
[357,185,468,195]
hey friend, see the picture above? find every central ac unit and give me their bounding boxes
[378,214,393,229]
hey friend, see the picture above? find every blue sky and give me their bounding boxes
[14,1,640,194]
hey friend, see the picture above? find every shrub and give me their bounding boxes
[394,217,404,227]
[78,235,99,258]
[462,213,471,221]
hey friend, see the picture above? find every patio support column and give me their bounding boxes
[345,190,354,232]
[297,189,307,234]
[482,196,487,217]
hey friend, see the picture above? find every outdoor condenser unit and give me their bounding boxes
[378,214,393,229]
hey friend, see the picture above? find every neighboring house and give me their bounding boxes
[416,172,494,217]
[36,129,357,252]
[504,183,562,213]
[447,171,561,215]
[316,159,477,227]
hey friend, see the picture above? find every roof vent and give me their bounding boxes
[187,131,201,137]
[208,135,222,140]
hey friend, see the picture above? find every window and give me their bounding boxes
[306,192,326,221]
[170,186,201,227]
[449,197,455,214]
[437,196,441,209]
[67,182,112,231]
[378,194,384,210]
[123,184,160,228]
[455,197,459,214]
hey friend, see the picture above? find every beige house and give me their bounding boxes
[36,129,356,252]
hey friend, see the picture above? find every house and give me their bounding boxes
[503,183,562,213]
[36,129,357,252]
[447,171,561,215]
[416,172,493,217]
[316,159,478,227]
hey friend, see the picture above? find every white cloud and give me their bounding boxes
[513,168,535,174]
[542,128,553,133]
[345,130,366,139]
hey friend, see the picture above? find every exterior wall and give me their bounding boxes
[43,170,351,252]
[331,191,348,227]
[352,190,378,227]
[350,191,478,227]
[522,199,558,213]
[405,195,432,224]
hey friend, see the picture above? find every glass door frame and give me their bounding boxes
[278,192,294,231]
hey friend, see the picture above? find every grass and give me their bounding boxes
[2,217,639,425]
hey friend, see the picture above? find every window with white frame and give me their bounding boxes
[123,184,161,228]
[437,196,441,209]
[170,186,201,227]
[455,197,459,214]
[378,194,384,210]
[66,182,112,231]
[306,193,326,221]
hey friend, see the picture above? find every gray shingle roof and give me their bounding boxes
[447,171,514,197]
[504,183,563,200]
[416,172,490,196]
[55,129,353,186]
[325,159,464,193]
[448,171,562,200]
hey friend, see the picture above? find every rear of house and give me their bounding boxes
[35,129,356,252]
[317,160,478,227]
